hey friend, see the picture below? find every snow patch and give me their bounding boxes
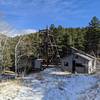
[0,68,99,100]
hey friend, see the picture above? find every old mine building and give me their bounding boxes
[61,47,96,74]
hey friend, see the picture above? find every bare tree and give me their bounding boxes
[15,34,34,77]
[0,17,14,75]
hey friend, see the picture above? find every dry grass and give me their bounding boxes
[0,79,22,100]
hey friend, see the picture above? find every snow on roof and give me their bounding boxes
[71,47,96,59]
[75,53,93,61]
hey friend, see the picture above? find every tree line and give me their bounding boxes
[1,16,100,71]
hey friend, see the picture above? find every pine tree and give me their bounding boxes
[85,16,100,56]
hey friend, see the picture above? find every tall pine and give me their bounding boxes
[85,16,100,56]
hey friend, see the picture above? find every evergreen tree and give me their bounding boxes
[85,16,100,56]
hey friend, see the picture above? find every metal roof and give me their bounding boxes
[71,47,96,59]
[74,53,94,61]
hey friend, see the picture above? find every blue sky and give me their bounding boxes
[0,0,100,32]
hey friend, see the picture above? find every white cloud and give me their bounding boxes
[0,19,14,36]
[0,18,37,37]
[9,29,37,37]
[0,28,37,37]
[22,29,37,34]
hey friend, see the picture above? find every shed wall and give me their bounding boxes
[61,53,96,74]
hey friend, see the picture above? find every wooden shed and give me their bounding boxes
[61,47,96,74]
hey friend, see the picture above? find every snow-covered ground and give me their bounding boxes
[0,68,100,100]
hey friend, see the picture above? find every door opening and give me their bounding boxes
[72,60,76,73]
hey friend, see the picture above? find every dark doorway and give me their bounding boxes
[72,60,76,73]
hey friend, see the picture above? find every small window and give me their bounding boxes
[64,62,69,66]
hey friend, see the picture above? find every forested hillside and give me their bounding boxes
[2,16,100,70]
